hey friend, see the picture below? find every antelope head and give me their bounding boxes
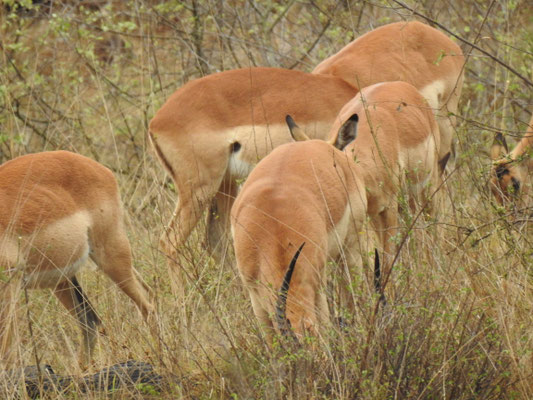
[490,131,532,205]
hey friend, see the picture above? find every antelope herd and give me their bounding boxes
[0,20,531,366]
[149,21,464,273]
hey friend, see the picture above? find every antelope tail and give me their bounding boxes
[148,131,175,178]
[275,242,305,340]
[373,249,386,305]
[72,276,101,331]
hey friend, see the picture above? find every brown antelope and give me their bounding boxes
[0,151,154,367]
[490,114,533,205]
[231,134,368,338]
[231,81,441,337]
[149,21,462,275]
[313,20,465,165]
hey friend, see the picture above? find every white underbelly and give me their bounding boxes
[23,246,89,288]
[1,210,93,289]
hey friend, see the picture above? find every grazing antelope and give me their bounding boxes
[490,114,533,205]
[231,135,368,338]
[0,151,154,367]
[231,81,441,337]
[149,21,462,274]
[322,81,442,273]
[313,20,465,164]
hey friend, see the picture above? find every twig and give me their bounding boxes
[391,0,533,88]
[24,288,42,377]
[289,19,331,69]
[266,0,298,35]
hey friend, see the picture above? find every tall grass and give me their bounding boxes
[0,0,531,398]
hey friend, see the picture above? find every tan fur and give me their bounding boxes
[231,81,440,337]
[313,20,465,162]
[490,114,533,205]
[150,21,463,274]
[231,140,367,338]
[328,82,441,272]
[0,151,154,367]
[149,67,356,273]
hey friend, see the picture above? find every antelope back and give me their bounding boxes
[329,81,440,175]
[149,67,357,178]
[313,21,464,106]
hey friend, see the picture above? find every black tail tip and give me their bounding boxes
[285,114,297,129]
[373,249,380,279]
[230,141,241,153]
[373,249,386,305]
[275,242,306,343]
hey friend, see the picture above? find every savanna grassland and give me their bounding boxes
[0,0,532,398]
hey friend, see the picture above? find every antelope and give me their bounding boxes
[231,129,368,338]
[490,114,533,206]
[0,151,154,367]
[231,81,441,337]
[149,21,462,276]
[313,20,465,165]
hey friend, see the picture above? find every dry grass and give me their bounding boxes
[0,0,532,398]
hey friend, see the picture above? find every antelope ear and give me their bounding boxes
[490,132,508,160]
[286,115,310,142]
[331,114,358,150]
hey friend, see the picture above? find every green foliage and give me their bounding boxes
[0,0,531,398]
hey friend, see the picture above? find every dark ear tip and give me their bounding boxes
[349,113,359,122]
[285,115,297,128]
[438,152,451,172]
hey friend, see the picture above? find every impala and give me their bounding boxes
[149,21,463,276]
[231,81,441,337]
[231,127,368,338]
[0,151,154,367]
[313,20,465,165]
[490,114,533,205]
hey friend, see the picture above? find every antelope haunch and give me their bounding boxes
[231,81,440,337]
[0,151,154,367]
[313,20,464,163]
[490,114,533,205]
[149,21,463,272]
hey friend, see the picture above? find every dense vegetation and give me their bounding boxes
[0,0,531,398]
